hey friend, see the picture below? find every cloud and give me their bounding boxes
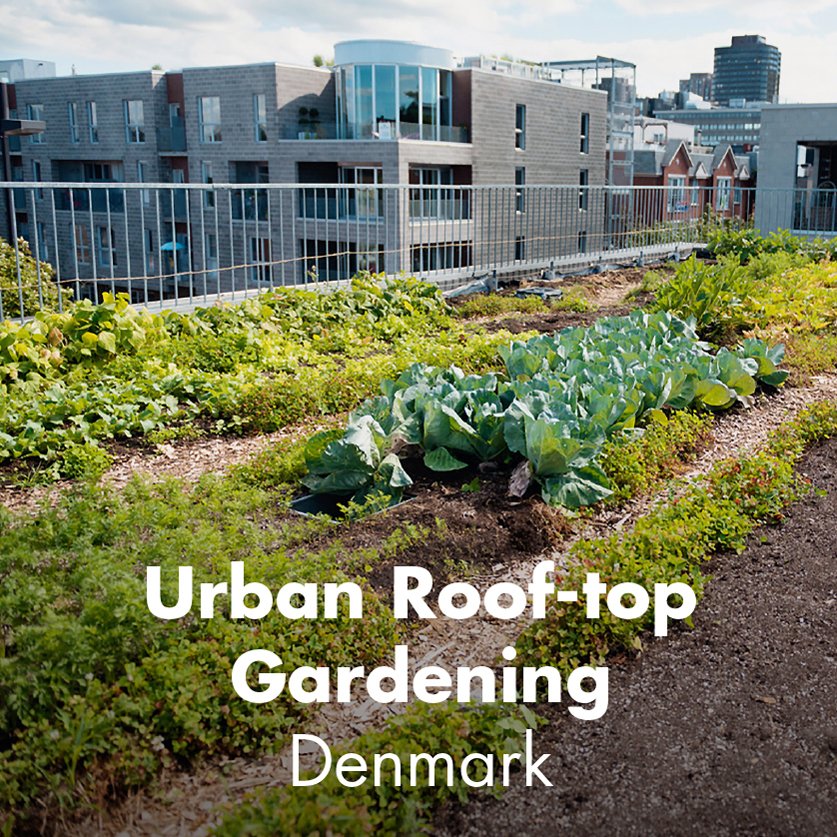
[612,0,837,20]
[0,0,833,102]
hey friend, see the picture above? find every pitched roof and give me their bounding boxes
[661,139,692,169]
[712,144,736,170]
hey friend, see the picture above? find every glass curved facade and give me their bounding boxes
[336,63,454,141]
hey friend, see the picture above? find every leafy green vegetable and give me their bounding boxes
[303,310,789,509]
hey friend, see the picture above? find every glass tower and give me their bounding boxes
[713,35,781,105]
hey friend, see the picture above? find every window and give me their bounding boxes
[198,96,222,143]
[515,167,526,213]
[87,101,99,143]
[253,94,267,142]
[28,104,45,143]
[68,102,80,143]
[124,100,145,143]
[83,162,121,182]
[734,186,742,205]
[409,166,457,219]
[143,229,155,274]
[690,179,700,206]
[578,230,587,253]
[374,65,396,134]
[421,66,438,140]
[716,177,732,211]
[668,175,687,212]
[514,235,526,261]
[580,112,590,154]
[230,161,268,220]
[36,222,49,262]
[32,160,43,199]
[399,66,420,128]
[249,237,271,284]
[74,225,91,264]
[201,161,214,208]
[578,169,589,211]
[204,233,218,283]
[96,226,117,267]
[137,161,150,206]
[515,104,526,150]
[339,166,382,219]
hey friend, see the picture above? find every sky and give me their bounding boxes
[1,0,835,101]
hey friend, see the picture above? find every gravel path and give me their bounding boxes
[437,437,837,837]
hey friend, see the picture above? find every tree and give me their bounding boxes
[151,63,163,71]
[0,237,64,319]
[312,55,334,68]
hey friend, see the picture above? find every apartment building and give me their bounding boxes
[2,40,607,298]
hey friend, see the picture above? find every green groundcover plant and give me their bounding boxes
[0,277,515,477]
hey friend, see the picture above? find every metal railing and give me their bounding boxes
[1,181,834,320]
[285,122,469,142]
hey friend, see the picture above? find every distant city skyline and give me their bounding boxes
[0,0,835,102]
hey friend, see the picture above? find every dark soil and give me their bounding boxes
[437,436,837,837]
[302,474,565,599]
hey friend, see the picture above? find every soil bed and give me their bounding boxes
[437,436,837,837]
[302,474,563,598]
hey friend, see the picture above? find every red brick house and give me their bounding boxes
[633,140,753,226]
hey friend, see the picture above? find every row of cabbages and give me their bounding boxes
[303,311,788,509]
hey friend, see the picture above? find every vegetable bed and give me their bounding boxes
[304,311,786,510]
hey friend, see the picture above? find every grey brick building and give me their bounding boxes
[2,40,607,298]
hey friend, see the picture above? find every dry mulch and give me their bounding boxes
[0,415,342,515]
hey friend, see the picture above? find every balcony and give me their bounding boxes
[285,122,469,143]
[157,125,187,153]
[297,187,383,221]
[55,188,125,214]
[284,123,339,140]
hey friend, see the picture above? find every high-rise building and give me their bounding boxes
[712,35,780,106]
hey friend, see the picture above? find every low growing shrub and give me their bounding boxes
[0,236,64,319]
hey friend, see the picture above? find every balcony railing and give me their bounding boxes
[156,125,187,153]
[287,122,469,142]
[55,188,125,214]
[285,123,339,140]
